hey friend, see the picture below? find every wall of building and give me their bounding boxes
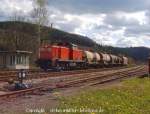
[0,53,30,70]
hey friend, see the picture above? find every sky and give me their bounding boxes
[0,0,150,47]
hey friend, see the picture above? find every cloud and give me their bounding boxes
[45,1,150,47]
[48,0,150,13]
[48,10,106,33]
[0,0,150,47]
[116,37,145,47]
[103,11,150,36]
[104,11,148,27]
[0,0,33,17]
[44,7,150,47]
[125,25,150,36]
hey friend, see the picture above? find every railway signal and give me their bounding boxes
[18,69,27,84]
[14,69,32,90]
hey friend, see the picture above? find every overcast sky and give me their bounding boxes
[0,0,150,47]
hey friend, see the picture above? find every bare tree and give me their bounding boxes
[8,11,28,50]
[9,11,27,22]
[31,0,49,46]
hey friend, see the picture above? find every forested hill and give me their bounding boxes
[101,46,150,62]
[0,21,95,48]
[0,21,149,63]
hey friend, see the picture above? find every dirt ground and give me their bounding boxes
[0,80,122,114]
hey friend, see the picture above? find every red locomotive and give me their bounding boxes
[36,43,128,71]
[37,43,85,70]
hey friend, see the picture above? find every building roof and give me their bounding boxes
[0,50,32,54]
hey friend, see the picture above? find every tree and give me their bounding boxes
[31,0,49,46]
[8,11,28,50]
[9,11,27,22]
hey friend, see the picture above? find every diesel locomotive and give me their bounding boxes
[36,43,128,70]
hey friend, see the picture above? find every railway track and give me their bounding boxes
[0,69,42,75]
[0,65,147,101]
[56,65,147,87]
[0,66,130,82]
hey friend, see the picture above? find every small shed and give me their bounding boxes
[0,50,32,69]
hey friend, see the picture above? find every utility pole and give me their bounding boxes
[50,23,53,29]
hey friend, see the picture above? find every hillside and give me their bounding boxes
[0,21,149,63]
[101,46,150,62]
[0,21,95,48]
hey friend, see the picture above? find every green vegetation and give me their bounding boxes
[59,78,150,114]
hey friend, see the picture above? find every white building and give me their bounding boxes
[0,50,32,69]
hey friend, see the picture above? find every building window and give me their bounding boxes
[20,56,23,64]
[10,55,16,65]
[10,54,29,65]
[26,56,29,64]
[23,56,26,65]
[17,55,23,64]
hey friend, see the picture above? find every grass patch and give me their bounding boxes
[59,78,150,114]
